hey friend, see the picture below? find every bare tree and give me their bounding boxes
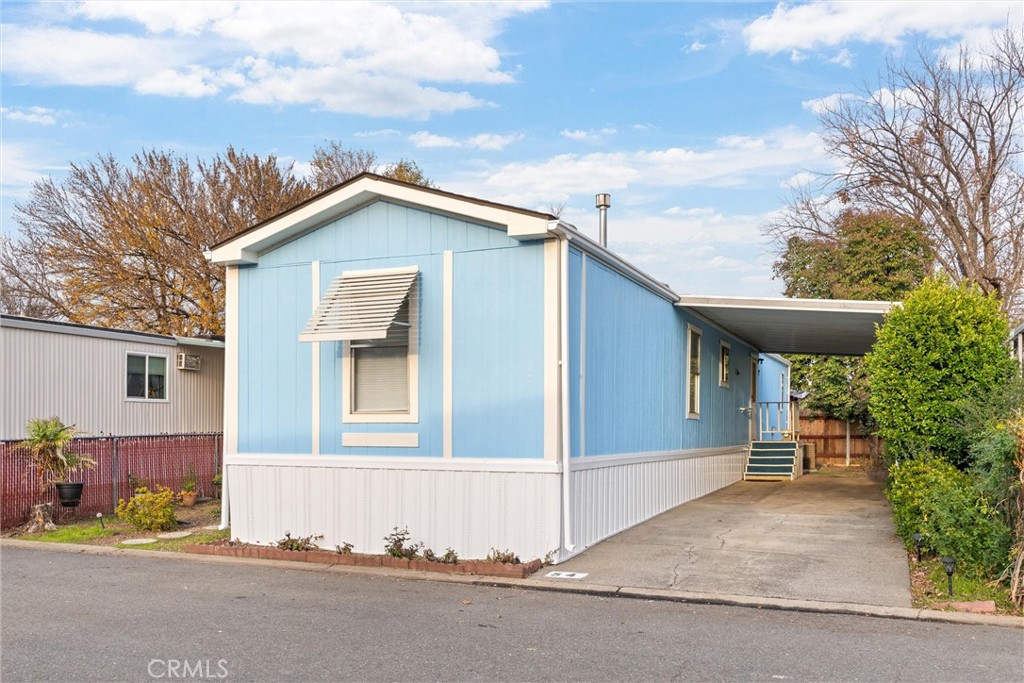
[816,28,1024,314]
[309,140,378,191]
[764,29,1024,316]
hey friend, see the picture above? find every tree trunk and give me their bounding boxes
[24,503,57,533]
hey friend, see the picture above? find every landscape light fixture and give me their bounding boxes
[940,556,957,597]
[96,512,104,529]
[911,533,923,562]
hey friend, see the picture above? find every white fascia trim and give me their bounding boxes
[225,453,561,474]
[208,177,554,264]
[762,352,792,367]
[174,337,226,349]
[550,225,678,303]
[569,445,747,471]
[677,295,894,315]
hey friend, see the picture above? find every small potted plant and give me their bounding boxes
[179,465,199,507]
[211,472,223,499]
[19,417,95,508]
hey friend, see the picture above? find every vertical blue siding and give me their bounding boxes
[452,245,545,458]
[567,253,758,457]
[239,200,544,459]
[238,263,312,453]
[676,313,756,449]
[582,261,683,455]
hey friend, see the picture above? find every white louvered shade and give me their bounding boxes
[300,266,418,342]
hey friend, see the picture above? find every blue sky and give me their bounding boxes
[2,1,1020,297]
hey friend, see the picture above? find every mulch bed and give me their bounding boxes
[184,539,544,579]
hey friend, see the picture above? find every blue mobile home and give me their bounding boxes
[209,174,800,562]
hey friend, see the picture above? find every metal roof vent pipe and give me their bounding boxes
[596,193,611,247]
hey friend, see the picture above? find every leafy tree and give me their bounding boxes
[866,277,1017,465]
[1,142,432,335]
[775,209,932,422]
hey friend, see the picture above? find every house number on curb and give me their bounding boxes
[545,571,589,580]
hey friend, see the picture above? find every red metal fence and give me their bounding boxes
[1,433,221,529]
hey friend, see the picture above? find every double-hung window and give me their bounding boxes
[301,265,419,423]
[719,341,730,388]
[686,324,702,418]
[126,353,167,401]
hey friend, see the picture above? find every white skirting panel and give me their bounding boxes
[569,447,747,555]
[227,461,562,561]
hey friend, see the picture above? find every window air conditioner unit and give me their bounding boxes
[176,353,201,371]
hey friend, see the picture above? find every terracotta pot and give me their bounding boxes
[180,491,198,507]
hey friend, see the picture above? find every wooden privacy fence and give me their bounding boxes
[798,413,877,466]
[1,433,221,529]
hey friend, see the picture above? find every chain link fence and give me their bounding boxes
[1,433,221,529]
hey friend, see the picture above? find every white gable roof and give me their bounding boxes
[207,173,559,265]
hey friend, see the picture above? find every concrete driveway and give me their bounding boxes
[551,472,912,608]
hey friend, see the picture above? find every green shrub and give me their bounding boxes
[866,277,1015,465]
[115,486,177,531]
[887,458,1011,575]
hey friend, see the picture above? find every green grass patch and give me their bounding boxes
[911,557,1019,614]
[16,521,127,544]
[115,527,230,552]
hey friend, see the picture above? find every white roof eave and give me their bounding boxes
[207,177,554,265]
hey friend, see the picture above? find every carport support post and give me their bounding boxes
[845,420,851,467]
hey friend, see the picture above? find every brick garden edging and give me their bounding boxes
[183,539,544,579]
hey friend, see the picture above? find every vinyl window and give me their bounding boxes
[719,341,730,388]
[686,325,702,418]
[126,353,167,401]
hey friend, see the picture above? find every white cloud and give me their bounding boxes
[801,92,855,115]
[1,106,60,125]
[354,129,402,138]
[780,171,818,189]
[136,66,222,98]
[687,40,707,52]
[458,127,830,209]
[561,127,617,142]
[744,1,1019,55]
[829,48,855,68]
[2,1,544,118]
[409,130,522,150]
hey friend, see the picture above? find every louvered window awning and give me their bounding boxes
[300,266,418,342]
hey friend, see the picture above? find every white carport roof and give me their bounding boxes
[677,295,894,356]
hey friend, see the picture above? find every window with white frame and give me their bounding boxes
[719,341,730,388]
[687,325,702,418]
[350,298,411,414]
[299,265,419,423]
[126,353,167,401]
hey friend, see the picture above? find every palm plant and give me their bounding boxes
[20,417,95,492]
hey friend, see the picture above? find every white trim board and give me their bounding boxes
[225,453,561,473]
[569,445,747,471]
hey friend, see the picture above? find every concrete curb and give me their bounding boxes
[4,538,1021,629]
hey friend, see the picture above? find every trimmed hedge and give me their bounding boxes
[887,458,1011,576]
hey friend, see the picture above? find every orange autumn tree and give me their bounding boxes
[1,143,431,336]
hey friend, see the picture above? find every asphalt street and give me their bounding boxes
[1,546,1021,682]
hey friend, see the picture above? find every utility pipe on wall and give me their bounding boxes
[596,193,611,247]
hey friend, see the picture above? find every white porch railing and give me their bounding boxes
[753,401,800,441]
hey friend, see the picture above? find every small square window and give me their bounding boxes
[126,353,167,401]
